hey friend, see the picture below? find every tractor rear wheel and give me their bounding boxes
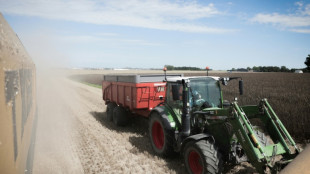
[107,102,117,122]
[149,112,175,157]
[184,139,223,174]
[113,106,129,126]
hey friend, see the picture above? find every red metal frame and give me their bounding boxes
[102,81,166,117]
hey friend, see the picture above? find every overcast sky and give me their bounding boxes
[1,0,309,70]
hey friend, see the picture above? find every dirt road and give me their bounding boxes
[33,71,185,174]
[32,70,261,174]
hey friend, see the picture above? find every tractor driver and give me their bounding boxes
[190,89,212,108]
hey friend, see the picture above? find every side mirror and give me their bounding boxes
[239,80,243,95]
[221,77,229,86]
[172,85,180,100]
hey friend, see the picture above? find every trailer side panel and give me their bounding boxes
[102,74,181,117]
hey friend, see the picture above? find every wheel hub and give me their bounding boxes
[152,121,164,149]
[188,150,203,174]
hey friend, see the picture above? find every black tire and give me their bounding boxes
[149,112,175,157]
[113,106,129,126]
[106,102,117,122]
[184,139,223,174]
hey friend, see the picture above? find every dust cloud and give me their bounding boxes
[19,29,71,71]
[27,32,258,173]
[33,67,189,173]
[28,32,187,173]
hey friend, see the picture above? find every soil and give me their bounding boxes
[33,70,186,174]
[32,69,281,174]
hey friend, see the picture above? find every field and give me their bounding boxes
[70,71,310,142]
[35,70,190,174]
[32,69,309,174]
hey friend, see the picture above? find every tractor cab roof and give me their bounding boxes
[166,76,220,83]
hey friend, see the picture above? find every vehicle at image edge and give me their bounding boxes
[0,13,37,174]
[101,70,300,174]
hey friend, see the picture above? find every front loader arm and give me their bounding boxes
[228,99,300,173]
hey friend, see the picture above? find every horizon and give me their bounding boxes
[67,65,305,71]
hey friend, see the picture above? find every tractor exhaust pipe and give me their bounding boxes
[181,79,190,139]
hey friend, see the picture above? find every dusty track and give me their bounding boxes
[32,70,265,174]
[33,71,185,174]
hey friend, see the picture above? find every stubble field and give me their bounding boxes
[36,69,308,174]
[70,70,310,142]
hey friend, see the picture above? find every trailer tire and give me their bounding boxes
[113,106,129,126]
[107,102,117,122]
[184,139,223,174]
[149,112,175,157]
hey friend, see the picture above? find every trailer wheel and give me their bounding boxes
[113,106,129,126]
[149,112,175,157]
[184,139,223,174]
[107,102,117,122]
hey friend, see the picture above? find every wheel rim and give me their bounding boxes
[152,121,164,149]
[188,150,203,174]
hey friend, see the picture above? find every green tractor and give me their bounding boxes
[148,75,300,173]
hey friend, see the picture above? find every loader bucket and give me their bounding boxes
[231,99,300,173]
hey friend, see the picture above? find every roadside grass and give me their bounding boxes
[82,82,102,89]
[68,75,102,88]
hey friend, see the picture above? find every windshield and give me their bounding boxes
[189,78,221,108]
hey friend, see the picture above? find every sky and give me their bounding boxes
[0,0,309,70]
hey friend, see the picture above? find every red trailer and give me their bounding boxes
[102,74,182,125]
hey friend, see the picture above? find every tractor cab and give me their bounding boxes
[189,77,222,109]
[165,76,224,112]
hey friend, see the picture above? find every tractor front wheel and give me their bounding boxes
[149,112,175,157]
[184,139,223,174]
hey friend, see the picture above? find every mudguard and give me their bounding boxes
[181,133,213,152]
[149,106,176,130]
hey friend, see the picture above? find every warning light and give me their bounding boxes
[163,67,167,81]
[206,66,210,76]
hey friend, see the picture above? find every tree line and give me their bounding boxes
[164,65,205,71]
[165,65,303,72]
[242,66,291,72]
[231,66,304,72]
[165,54,310,72]
[234,54,310,72]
